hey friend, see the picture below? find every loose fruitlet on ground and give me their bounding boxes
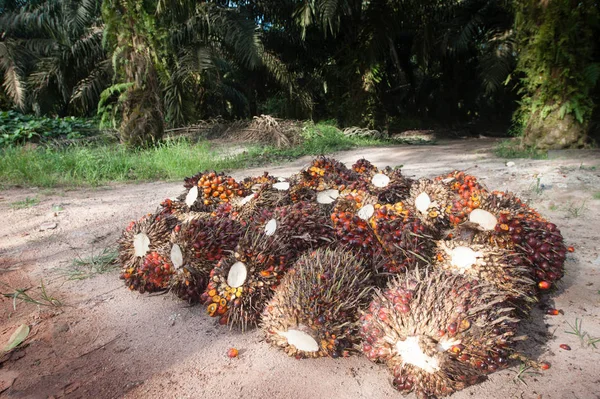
[227,348,239,358]
[540,362,551,370]
[116,156,570,395]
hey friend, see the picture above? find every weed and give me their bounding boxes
[495,140,548,159]
[593,192,600,200]
[549,203,559,211]
[10,197,39,209]
[565,200,587,218]
[565,318,600,348]
[62,247,119,280]
[529,174,544,195]
[513,362,541,386]
[1,280,62,310]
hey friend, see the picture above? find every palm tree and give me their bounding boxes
[0,0,110,116]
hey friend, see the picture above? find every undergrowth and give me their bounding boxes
[494,139,548,159]
[0,122,396,188]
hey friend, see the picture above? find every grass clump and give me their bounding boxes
[63,247,119,280]
[593,192,600,200]
[0,122,395,188]
[10,197,40,209]
[494,139,547,159]
[1,280,63,310]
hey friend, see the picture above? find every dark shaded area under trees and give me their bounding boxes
[1,0,599,149]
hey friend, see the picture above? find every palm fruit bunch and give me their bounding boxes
[408,179,454,238]
[234,181,293,225]
[241,171,278,191]
[186,216,243,265]
[507,212,567,290]
[262,248,372,358]
[453,191,567,290]
[166,220,214,303]
[257,201,335,256]
[370,167,414,205]
[119,212,177,292]
[437,170,488,226]
[179,170,248,212]
[137,251,174,292]
[434,240,533,302]
[352,158,379,176]
[202,230,292,330]
[369,202,434,274]
[360,269,520,398]
[330,193,382,267]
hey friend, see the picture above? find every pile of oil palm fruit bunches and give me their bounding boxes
[118,157,568,398]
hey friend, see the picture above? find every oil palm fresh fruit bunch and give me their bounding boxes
[456,191,528,242]
[256,201,335,257]
[352,158,379,176]
[235,182,293,225]
[437,170,488,226]
[434,240,534,302]
[119,212,178,292]
[179,171,248,212]
[360,269,521,398]
[166,221,217,303]
[241,171,278,191]
[330,194,383,267]
[369,203,434,274]
[202,229,292,330]
[453,191,567,290]
[262,248,372,358]
[136,251,174,293]
[370,167,414,205]
[186,216,243,265]
[408,179,454,238]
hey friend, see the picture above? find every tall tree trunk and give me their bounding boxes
[514,0,599,149]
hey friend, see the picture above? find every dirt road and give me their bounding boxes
[1,138,599,399]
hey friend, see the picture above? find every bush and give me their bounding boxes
[0,111,100,147]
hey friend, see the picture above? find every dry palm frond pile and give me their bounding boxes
[117,156,569,397]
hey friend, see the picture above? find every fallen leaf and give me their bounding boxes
[3,324,29,352]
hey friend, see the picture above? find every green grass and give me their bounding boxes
[10,197,40,209]
[0,123,395,188]
[61,247,119,280]
[494,139,548,159]
[593,192,600,200]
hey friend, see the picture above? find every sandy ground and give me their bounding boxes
[1,138,600,399]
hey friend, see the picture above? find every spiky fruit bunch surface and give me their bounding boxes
[165,222,213,303]
[408,179,453,237]
[360,269,520,398]
[453,191,567,289]
[258,201,335,256]
[434,240,533,301]
[371,167,414,205]
[203,230,292,330]
[119,213,177,292]
[233,182,292,225]
[369,203,433,274]
[262,248,372,358]
[184,217,243,264]
[330,197,382,266]
[137,251,174,293]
